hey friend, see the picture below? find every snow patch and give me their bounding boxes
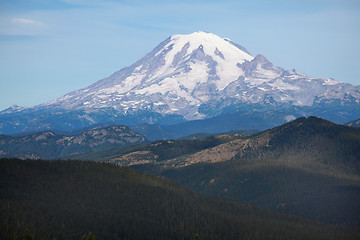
[285,115,296,122]
[324,78,339,85]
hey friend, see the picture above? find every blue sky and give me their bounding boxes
[0,0,359,110]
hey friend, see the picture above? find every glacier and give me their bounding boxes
[1,31,359,135]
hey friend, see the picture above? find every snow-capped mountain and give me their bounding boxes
[40,32,253,119]
[1,31,359,135]
[0,105,28,114]
[39,31,360,120]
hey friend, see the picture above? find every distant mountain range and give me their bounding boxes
[0,125,146,159]
[75,116,360,227]
[1,31,359,135]
[346,118,360,127]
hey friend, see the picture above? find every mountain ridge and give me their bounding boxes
[73,116,360,226]
[0,125,147,159]
[98,116,360,177]
[144,117,360,226]
[346,118,360,127]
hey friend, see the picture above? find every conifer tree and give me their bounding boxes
[22,229,33,240]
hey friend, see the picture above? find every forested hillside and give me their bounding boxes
[72,133,244,164]
[77,117,360,226]
[1,159,359,240]
[155,117,360,226]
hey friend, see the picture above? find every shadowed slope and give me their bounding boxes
[2,159,359,239]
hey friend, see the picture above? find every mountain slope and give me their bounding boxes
[170,116,360,174]
[131,117,261,141]
[1,158,359,240]
[72,133,244,164]
[1,31,359,135]
[95,117,360,176]
[80,117,360,226]
[0,125,146,159]
[156,117,360,226]
[40,32,255,119]
[41,32,359,119]
[159,162,360,227]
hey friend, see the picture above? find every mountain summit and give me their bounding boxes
[40,31,360,119]
[42,31,255,119]
[1,32,359,134]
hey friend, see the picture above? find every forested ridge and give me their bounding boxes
[76,116,360,226]
[154,117,360,226]
[1,158,359,240]
[72,133,243,163]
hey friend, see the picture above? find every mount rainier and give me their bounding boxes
[1,31,359,135]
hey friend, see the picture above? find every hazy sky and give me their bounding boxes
[0,0,359,110]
